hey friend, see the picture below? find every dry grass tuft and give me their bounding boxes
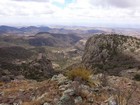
[0,81,4,86]
[66,66,92,82]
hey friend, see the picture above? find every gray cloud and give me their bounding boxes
[91,0,140,8]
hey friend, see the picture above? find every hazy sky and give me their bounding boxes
[0,0,140,27]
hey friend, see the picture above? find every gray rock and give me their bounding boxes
[75,96,83,104]
[51,74,70,85]
[63,89,75,96]
[43,102,51,105]
[59,83,71,91]
[57,94,75,105]
[1,76,11,82]
[87,97,94,103]
[108,96,118,105]
[58,79,69,85]
[13,103,18,105]
[51,75,58,81]
[81,84,90,90]
[59,87,66,91]
[15,75,25,80]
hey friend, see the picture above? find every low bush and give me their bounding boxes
[66,66,92,82]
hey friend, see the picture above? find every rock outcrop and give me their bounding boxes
[82,34,140,75]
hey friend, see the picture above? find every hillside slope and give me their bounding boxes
[0,46,55,81]
[82,34,140,75]
[0,32,82,47]
[29,32,81,47]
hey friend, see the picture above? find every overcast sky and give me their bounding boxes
[0,0,140,28]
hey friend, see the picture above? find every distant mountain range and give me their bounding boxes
[0,25,51,36]
[0,25,140,38]
[0,25,106,37]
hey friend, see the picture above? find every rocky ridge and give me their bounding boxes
[82,34,140,75]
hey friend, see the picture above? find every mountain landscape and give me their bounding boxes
[0,25,140,105]
[1,0,140,104]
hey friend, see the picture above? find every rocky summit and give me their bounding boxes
[82,34,140,75]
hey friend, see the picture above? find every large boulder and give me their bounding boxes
[82,34,140,75]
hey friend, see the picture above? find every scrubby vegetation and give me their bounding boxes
[66,66,92,82]
[0,46,33,62]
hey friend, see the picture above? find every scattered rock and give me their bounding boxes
[51,74,71,85]
[57,94,75,105]
[63,89,75,96]
[43,102,51,105]
[108,96,117,105]
[74,96,83,104]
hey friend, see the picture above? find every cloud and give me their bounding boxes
[0,0,56,17]
[52,0,65,4]
[12,0,65,4]
[90,0,140,8]
[12,0,50,2]
[0,0,140,27]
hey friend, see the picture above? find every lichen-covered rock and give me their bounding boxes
[63,89,75,96]
[74,96,83,104]
[51,74,71,85]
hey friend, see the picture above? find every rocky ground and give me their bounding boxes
[0,74,140,105]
